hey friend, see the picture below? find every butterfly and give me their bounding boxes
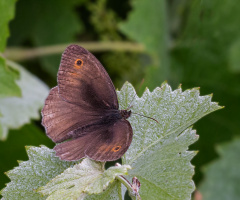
[41,45,133,162]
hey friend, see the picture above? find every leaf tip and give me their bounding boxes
[25,146,32,151]
[161,80,168,86]
[194,150,199,155]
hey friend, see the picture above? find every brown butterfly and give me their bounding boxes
[41,45,133,162]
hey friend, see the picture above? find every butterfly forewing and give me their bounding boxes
[58,45,118,110]
[42,87,105,143]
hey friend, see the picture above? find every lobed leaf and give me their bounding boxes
[0,124,54,190]
[1,82,222,200]
[0,146,77,200]
[117,82,223,199]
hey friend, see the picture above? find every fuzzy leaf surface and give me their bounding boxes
[0,146,77,200]
[117,82,222,200]
[38,159,130,200]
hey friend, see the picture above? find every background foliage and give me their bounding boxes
[0,0,240,199]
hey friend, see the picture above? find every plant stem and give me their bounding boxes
[116,175,141,200]
[3,42,144,61]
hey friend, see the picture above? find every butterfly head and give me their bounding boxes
[120,110,131,119]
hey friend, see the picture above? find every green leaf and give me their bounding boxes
[38,159,130,200]
[117,82,222,199]
[0,124,54,190]
[84,182,120,200]
[0,0,17,52]
[0,60,49,140]
[0,57,21,98]
[199,138,240,200]
[0,146,77,200]
[119,0,169,90]
[1,82,222,199]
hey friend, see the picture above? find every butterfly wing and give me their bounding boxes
[42,45,119,142]
[42,45,133,162]
[42,87,104,143]
[54,119,133,161]
[58,44,118,110]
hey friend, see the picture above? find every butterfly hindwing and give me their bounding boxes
[85,119,133,161]
[54,119,133,161]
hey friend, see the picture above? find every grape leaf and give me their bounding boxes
[0,123,54,190]
[38,159,130,200]
[0,57,21,98]
[117,82,222,199]
[0,0,17,52]
[0,146,76,200]
[199,138,240,200]
[1,82,222,199]
[0,60,49,140]
[0,145,129,200]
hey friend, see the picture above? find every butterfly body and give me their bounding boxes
[42,45,133,162]
[67,109,131,139]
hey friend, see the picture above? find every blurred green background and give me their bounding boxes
[1,0,240,199]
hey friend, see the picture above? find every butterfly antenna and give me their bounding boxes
[127,93,138,110]
[131,112,159,124]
